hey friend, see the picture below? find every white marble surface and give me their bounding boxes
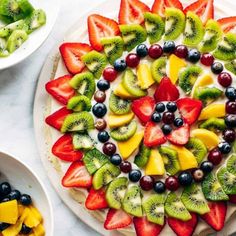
[0,0,107,235]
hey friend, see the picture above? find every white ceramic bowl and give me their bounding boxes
[0,151,53,236]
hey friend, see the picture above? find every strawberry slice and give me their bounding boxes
[176,98,203,125]
[164,0,183,10]
[85,188,108,210]
[52,134,83,162]
[45,107,72,131]
[88,14,120,52]
[59,43,92,74]
[168,213,198,236]
[218,16,236,33]
[154,77,180,102]
[167,124,190,145]
[119,0,150,25]
[45,75,75,105]
[229,194,236,204]
[104,208,132,230]
[62,161,92,188]
[131,96,155,124]
[200,201,227,231]
[184,0,214,25]
[144,122,166,147]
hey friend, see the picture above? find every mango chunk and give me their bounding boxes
[145,149,165,175]
[108,112,134,128]
[33,224,45,236]
[137,64,155,89]
[2,219,22,236]
[22,207,41,228]
[0,200,18,224]
[198,103,226,120]
[29,206,43,223]
[118,131,144,159]
[114,83,136,99]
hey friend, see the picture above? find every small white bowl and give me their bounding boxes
[0,151,53,236]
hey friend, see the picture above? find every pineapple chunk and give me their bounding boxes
[198,103,225,120]
[114,83,136,99]
[108,112,134,128]
[137,64,155,89]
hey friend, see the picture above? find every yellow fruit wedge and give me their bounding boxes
[198,104,226,120]
[2,219,22,236]
[22,207,41,228]
[33,224,45,236]
[118,131,144,160]
[0,200,18,224]
[145,149,165,175]
[169,54,187,84]
[114,83,136,99]
[29,206,43,223]
[191,129,220,150]
[171,145,198,170]
[137,64,155,89]
[18,204,25,217]
[108,112,134,128]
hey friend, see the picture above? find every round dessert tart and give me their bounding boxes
[43,0,236,235]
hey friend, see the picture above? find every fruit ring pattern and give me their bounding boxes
[45,0,236,235]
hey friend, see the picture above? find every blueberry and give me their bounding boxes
[174,118,184,127]
[166,102,177,112]
[225,87,236,100]
[97,131,110,143]
[155,103,165,113]
[0,222,10,231]
[0,182,11,197]
[163,41,175,53]
[225,114,236,128]
[211,62,224,74]
[129,169,142,182]
[178,172,193,186]
[110,154,122,166]
[8,190,21,200]
[92,103,107,118]
[218,142,232,154]
[20,194,32,206]
[200,161,214,173]
[97,79,110,91]
[114,59,127,72]
[20,224,32,234]
[187,49,201,63]
[154,181,166,193]
[136,44,148,57]
[161,124,172,135]
[151,112,161,123]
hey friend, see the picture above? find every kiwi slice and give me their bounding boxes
[159,146,180,175]
[69,72,95,99]
[142,194,165,225]
[67,95,91,112]
[0,0,20,18]
[225,59,236,75]
[151,57,167,83]
[106,177,128,209]
[199,118,226,132]
[0,15,14,24]
[199,19,223,53]
[17,0,34,15]
[134,142,151,168]
[92,163,121,190]
[181,183,210,215]
[119,24,147,52]
[0,19,24,37]
[122,185,142,217]
[226,154,236,176]
[183,12,204,46]
[164,8,185,40]
[83,148,109,174]
[213,33,236,61]
[144,12,165,44]
[202,173,229,201]
[6,29,28,53]
[0,38,9,57]
[185,138,207,164]
[122,69,147,97]
[110,120,137,141]
[72,133,94,150]
[217,167,236,195]
[61,111,94,133]
[164,192,191,221]
[179,66,202,94]
[109,92,131,115]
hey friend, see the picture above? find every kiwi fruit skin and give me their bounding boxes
[227,154,236,176]
[67,95,92,112]
[199,118,226,132]
[151,57,167,83]
[142,194,165,225]
[92,163,121,190]
[181,183,210,215]
[72,133,94,150]
[144,12,164,44]
[109,92,131,115]
[17,0,34,15]
[100,36,124,64]
[122,185,143,217]
[185,138,207,164]
[0,15,14,24]
[0,19,25,37]
[106,177,128,209]
[202,173,229,201]
[225,59,236,75]
[7,29,28,53]
[217,167,236,194]
[134,142,151,168]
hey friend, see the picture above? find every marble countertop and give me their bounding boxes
[0,0,107,235]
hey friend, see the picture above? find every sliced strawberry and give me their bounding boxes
[167,124,190,145]
[88,14,120,52]
[154,77,180,102]
[119,0,150,25]
[59,43,92,74]
[85,188,108,210]
[131,96,155,123]
[229,194,236,204]
[144,122,166,147]
[52,134,83,162]
[176,98,203,125]
[200,201,227,231]
[62,161,92,188]
[45,107,72,131]
[164,0,183,10]
[184,0,214,25]
[104,208,132,230]
[168,213,198,236]
[218,16,236,33]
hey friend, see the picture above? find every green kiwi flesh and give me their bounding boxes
[151,57,167,83]
[72,133,94,150]
[109,92,131,115]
